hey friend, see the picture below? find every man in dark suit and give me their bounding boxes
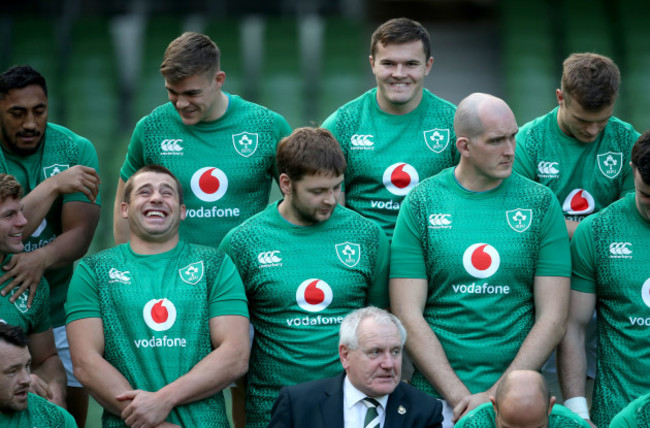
[268,307,443,428]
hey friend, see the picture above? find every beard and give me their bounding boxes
[1,127,43,156]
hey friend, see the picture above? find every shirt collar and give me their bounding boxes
[343,375,389,410]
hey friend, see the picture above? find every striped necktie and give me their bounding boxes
[362,397,380,428]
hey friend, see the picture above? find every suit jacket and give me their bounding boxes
[268,372,444,428]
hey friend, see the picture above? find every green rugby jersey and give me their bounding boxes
[391,168,570,397]
[120,95,292,247]
[610,392,650,428]
[0,255,50,334]
[0,122,101,327]
[322,88,457,239]
[0,393,77,428]
[66,241,248,427]
[514,107,639,222]
[571,193,650,427]
[220,201,390,428]
[456,402,590,428]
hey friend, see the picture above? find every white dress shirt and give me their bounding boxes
[342,375,389,428]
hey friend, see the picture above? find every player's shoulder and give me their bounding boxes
[45,122,93,147]
[327,89,376,119]
[227,204,276,239]
[517,109,556,142]
[228,93,289,124]
[421,88,457,112]
[603,115,640,143]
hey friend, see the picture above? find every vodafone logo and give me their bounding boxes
[191,167,228,202]
[463,243,500,278]
[562,189,595,215]
[642,279,650,308]
[383,163,419,196]
[296,279,333,312]
[143,299,177,331]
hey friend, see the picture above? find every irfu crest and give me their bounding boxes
[43,164,70,178]
[506,208,532,233]
[179,261,204,285]
[597,152,623,179]
[11,288,29,314]
[232,132,259,157]
[335,242,361,268]
[423,129,450,153]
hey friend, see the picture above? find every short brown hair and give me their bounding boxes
[632,131,650,183]
[561,53,620,110]
[124,165,183,205]
[276,128,346,181]
[0,174,23,202]
[370,18,431,60]
[160,32,220,82]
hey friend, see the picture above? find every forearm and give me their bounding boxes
[74,352,134,416]
[398,311,468,405]
[157,336,249,408]
[33,354,66,398]
[113,179,129,244]
[32,227,94,270]
[557,325,588,399]
[22,180,59,237]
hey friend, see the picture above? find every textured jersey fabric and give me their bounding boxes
[610,392,650,428]
[0,393,77,427]
[322,88,457,239]
[391,168,570,396]
[221,201,390,428]
[456,402,591,427]
[66,241,248,427]
[0,254,50,334]
[120,95,292,246]
[0,123,100,327]
[514,107,638,222]
[570,194,650,427]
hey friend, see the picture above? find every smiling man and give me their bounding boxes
[67,165,250,427]
[0,323,76,427]
[220,127,390,428]
[322,17,457,240]
[390,93,571,428]
[268,307,443,428]
[0,64,101,427]
[113,32,291,247]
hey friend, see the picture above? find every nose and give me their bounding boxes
[585,122,599,136]
[23,112,37,130]
[175,95,189,109]
[16,211,28,228]
[18,368,31,387]
[504,139,516,156]
[324,190,336,205]
[393,64,406,78]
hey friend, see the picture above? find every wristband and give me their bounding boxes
[564,397,590,419]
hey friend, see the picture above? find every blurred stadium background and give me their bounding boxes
[2,0,650,425]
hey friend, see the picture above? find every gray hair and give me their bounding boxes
[339,307,407,350]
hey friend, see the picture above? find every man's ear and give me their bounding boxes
[339,344,351,371]
[456,137,471,158]
[279,173,292,197]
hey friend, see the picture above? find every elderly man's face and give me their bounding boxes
[0,340,32,412]
[339,318,402,397]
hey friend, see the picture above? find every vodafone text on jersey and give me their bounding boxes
[188,167,241,219]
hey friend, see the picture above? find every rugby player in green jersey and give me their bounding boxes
[0,64,101,427]
[456,370,589,428]
[514,53,639,240]
[558,131,650,427]
[113,32,291,247]
[221,128,389,428]
[0,174,66,408]
[391,93,570,428]
[514,52,640,407]
[322,18,457,240]
[0,324,76,427]
[67,166,249,427]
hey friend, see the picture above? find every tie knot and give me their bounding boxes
[362,397,380,409]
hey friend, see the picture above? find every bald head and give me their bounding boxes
[492,370,554,428]
[454,93,515,139]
